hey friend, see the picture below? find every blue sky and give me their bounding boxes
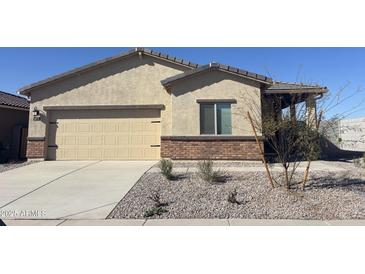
[1,47,364,118]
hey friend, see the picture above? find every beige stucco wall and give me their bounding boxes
[170,70,262,136]
[27,54,189,138]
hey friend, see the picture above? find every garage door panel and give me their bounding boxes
[144,148,159,159]
[65,136,77,145]
[131,135,144,145]
[114,149,128,159]
[89,148,102,159]
[49,110,161,160]
[117,135,129,145]
[104,123,118,132]
[91,136,103,145]
[65,123,76,133]
[78,136,89,145]
[103,149,117,159]
[78,123,90,133]
[131,121,144,132]
[118,121,130,132]
[104,135,117,145]
[77,149,90,160]
[92,123,103,132]
[62,149,77,160]
[144,135,159,145]
[144,122,160,132]
[129,148,144,159]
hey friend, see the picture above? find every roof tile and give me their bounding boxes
[161,62,273,86]
[0,91,29,109]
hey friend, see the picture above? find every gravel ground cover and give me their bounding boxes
[0,161,35,173]
[109,161,365,220]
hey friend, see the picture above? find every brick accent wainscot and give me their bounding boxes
[161,136,263,160]
[26,137,46,159]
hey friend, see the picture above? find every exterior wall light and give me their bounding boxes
[33,107,41,121]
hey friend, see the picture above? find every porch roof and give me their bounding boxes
[265,81,328,95]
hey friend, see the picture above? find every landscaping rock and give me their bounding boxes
[109,162,365,220]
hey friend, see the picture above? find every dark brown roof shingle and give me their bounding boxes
[161,62,273,86]
[265,81,328,94]
[0,91,29,110]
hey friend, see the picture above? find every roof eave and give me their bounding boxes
[161,64,272,87]
[264,87,328,95]
[0,104,29,111]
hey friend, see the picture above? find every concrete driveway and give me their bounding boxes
[0,161,155,220]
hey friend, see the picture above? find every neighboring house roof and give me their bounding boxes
[0,91,29,110]
[266,81,328,94]
[18,48,200,95]
[161,62,273,87]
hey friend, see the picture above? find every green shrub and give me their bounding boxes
[144,207,168,218]
[158,158,173,180]
[144,191,169,218]
[197,160,222,183]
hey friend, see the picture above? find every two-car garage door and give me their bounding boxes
[47,109,161,160]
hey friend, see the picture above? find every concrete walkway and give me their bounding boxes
[0,161,155,220]
[2,218,365,226]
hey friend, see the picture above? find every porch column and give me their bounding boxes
[306,94,317,128]
[274,98,282,122]
[290,104,296,122]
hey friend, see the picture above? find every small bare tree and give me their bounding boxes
[237,83,365,191]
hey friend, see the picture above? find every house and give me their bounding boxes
[0,91,29,162]
[18,48,328,161]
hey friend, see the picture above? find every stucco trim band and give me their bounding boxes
[27,137,46,141]
[43,104,165,111]
[196,99,237,104]
[161,136,263,141]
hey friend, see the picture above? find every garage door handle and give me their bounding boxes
[151,121,161,123]
[150,144,160,147]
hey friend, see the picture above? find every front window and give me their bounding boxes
[200,103,232,135]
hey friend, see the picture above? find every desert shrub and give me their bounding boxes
[158,158,173,180]
[148,191,168,207]
[197,160,223,183]
[144,191,169,218]
[227,188,242,205]
[144,207,168,218]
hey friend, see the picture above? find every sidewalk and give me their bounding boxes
[2,218,365,226]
